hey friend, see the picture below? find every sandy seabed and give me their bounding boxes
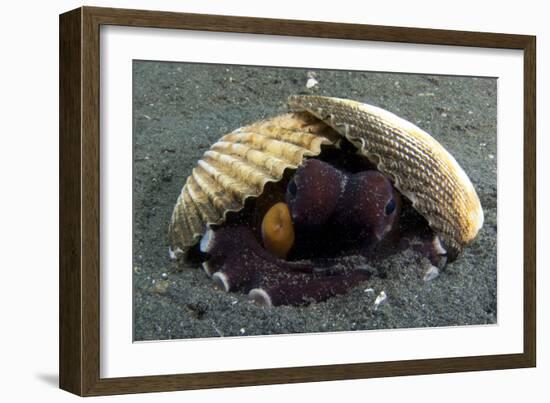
[132,61,497,341]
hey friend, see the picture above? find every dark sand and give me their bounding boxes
[133,61,497,341]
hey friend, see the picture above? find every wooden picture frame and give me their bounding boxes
[59,6,536,396]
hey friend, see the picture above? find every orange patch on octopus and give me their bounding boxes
[261,202,295,259]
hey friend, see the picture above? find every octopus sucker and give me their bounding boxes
[248,288,273,307]
[169,96,484,306]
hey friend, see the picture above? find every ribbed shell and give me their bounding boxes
[168,112,337,256]
[288,95,484,256]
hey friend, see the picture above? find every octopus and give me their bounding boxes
[168,96,484,307]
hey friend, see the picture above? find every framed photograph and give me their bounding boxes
[59,6,536,396]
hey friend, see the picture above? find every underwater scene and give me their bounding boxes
[133,61,497,341]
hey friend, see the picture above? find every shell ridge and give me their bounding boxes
[181,186,208,245]
[192,166,239,214]
[205,150,278,189]
[363,114,480,220]
[212,141,290,177]
[186,176,220,224]
[169,194,192,249]
[226,130,323,166]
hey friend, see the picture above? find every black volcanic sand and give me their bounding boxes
[133,61,497,341]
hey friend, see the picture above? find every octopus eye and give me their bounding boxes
[384,198,396,216]
[287,179,297,198]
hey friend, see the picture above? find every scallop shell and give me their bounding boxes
[169,96,483,259]
[288,95,484,256]
[168,112,338,257]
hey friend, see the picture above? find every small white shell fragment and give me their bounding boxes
[364,288,375,296]
[423,265,440,282]
[211,321,224,337]
[168,246,182,260]
[374,291,387,310]
[306,77,319,89]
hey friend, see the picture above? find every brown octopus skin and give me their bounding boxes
[200,225,371,307]
[199,160,445,307]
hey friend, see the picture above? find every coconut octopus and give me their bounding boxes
[168,95,484,307]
